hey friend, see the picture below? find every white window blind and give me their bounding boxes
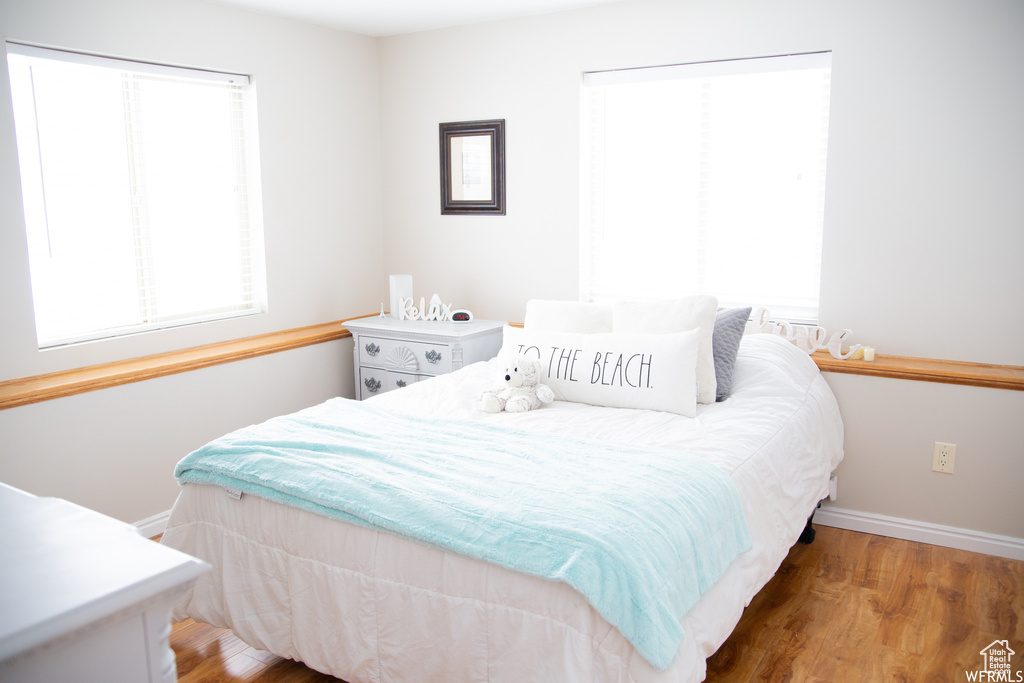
[6,43,266,348]
[580,52,832,321]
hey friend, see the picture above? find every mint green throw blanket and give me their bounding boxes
[174,398,751,670]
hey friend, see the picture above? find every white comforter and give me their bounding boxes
[162,333,843,682]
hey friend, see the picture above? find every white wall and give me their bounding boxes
[823,373,1024,539]
[376,0,1024,538]
[0,0,378,522]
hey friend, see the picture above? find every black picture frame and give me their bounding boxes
[439,119,505,215]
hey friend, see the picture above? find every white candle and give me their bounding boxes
[863,346,876,362]
[389,274,413,318]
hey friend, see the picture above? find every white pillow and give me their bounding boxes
[523,299,613,333]
[500,325,700,417]
[612,296,718,405]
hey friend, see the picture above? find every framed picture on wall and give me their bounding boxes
[439,119,505,215]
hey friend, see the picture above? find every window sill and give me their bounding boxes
[811,350,1024,391]
[0,319,354,411]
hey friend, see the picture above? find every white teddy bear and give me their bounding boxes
[481,354,555,413]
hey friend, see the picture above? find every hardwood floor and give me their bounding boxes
[706,526,1023,682]
[172,618,338,682]
[170,525,1024,682]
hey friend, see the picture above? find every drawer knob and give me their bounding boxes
[425,349,442,364]
[395,379,407,388]
[364,377,382,393]
[365,342,381,356]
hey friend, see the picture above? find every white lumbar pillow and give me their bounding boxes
[611,296,719,405]
[500,325,700,417]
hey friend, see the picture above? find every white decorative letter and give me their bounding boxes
[771,320,795,342]
[793,325,828,353]
[746,306,771,335]
[827,329,862,360]
[400,297,419,320]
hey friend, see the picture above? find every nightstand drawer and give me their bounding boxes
[358,367,430,399]
[358,335,452,375]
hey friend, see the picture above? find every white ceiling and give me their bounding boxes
[208,0,625,36]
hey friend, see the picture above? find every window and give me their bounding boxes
[580,52,832,322]
[6,43,266,348]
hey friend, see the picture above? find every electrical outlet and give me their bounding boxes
[932,442,956,474]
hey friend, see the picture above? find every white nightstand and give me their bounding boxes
[344,316,504,400]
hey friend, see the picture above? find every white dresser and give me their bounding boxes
[0,483,208,683]
[345,316,504,400]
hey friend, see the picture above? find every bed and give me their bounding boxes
[161,306,844,683]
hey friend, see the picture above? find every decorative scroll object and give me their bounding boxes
[749,307,866,359]
[385,346,418,372]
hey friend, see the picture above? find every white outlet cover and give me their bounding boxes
[932,441,956,474]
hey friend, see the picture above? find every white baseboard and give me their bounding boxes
[815,506,1024,561]
[134,509,171,539]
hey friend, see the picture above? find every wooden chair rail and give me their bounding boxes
[0,320,354,411]
[811,350,1024,391]
[1,319,1020,411]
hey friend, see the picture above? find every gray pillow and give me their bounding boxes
[713,307,751,401]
